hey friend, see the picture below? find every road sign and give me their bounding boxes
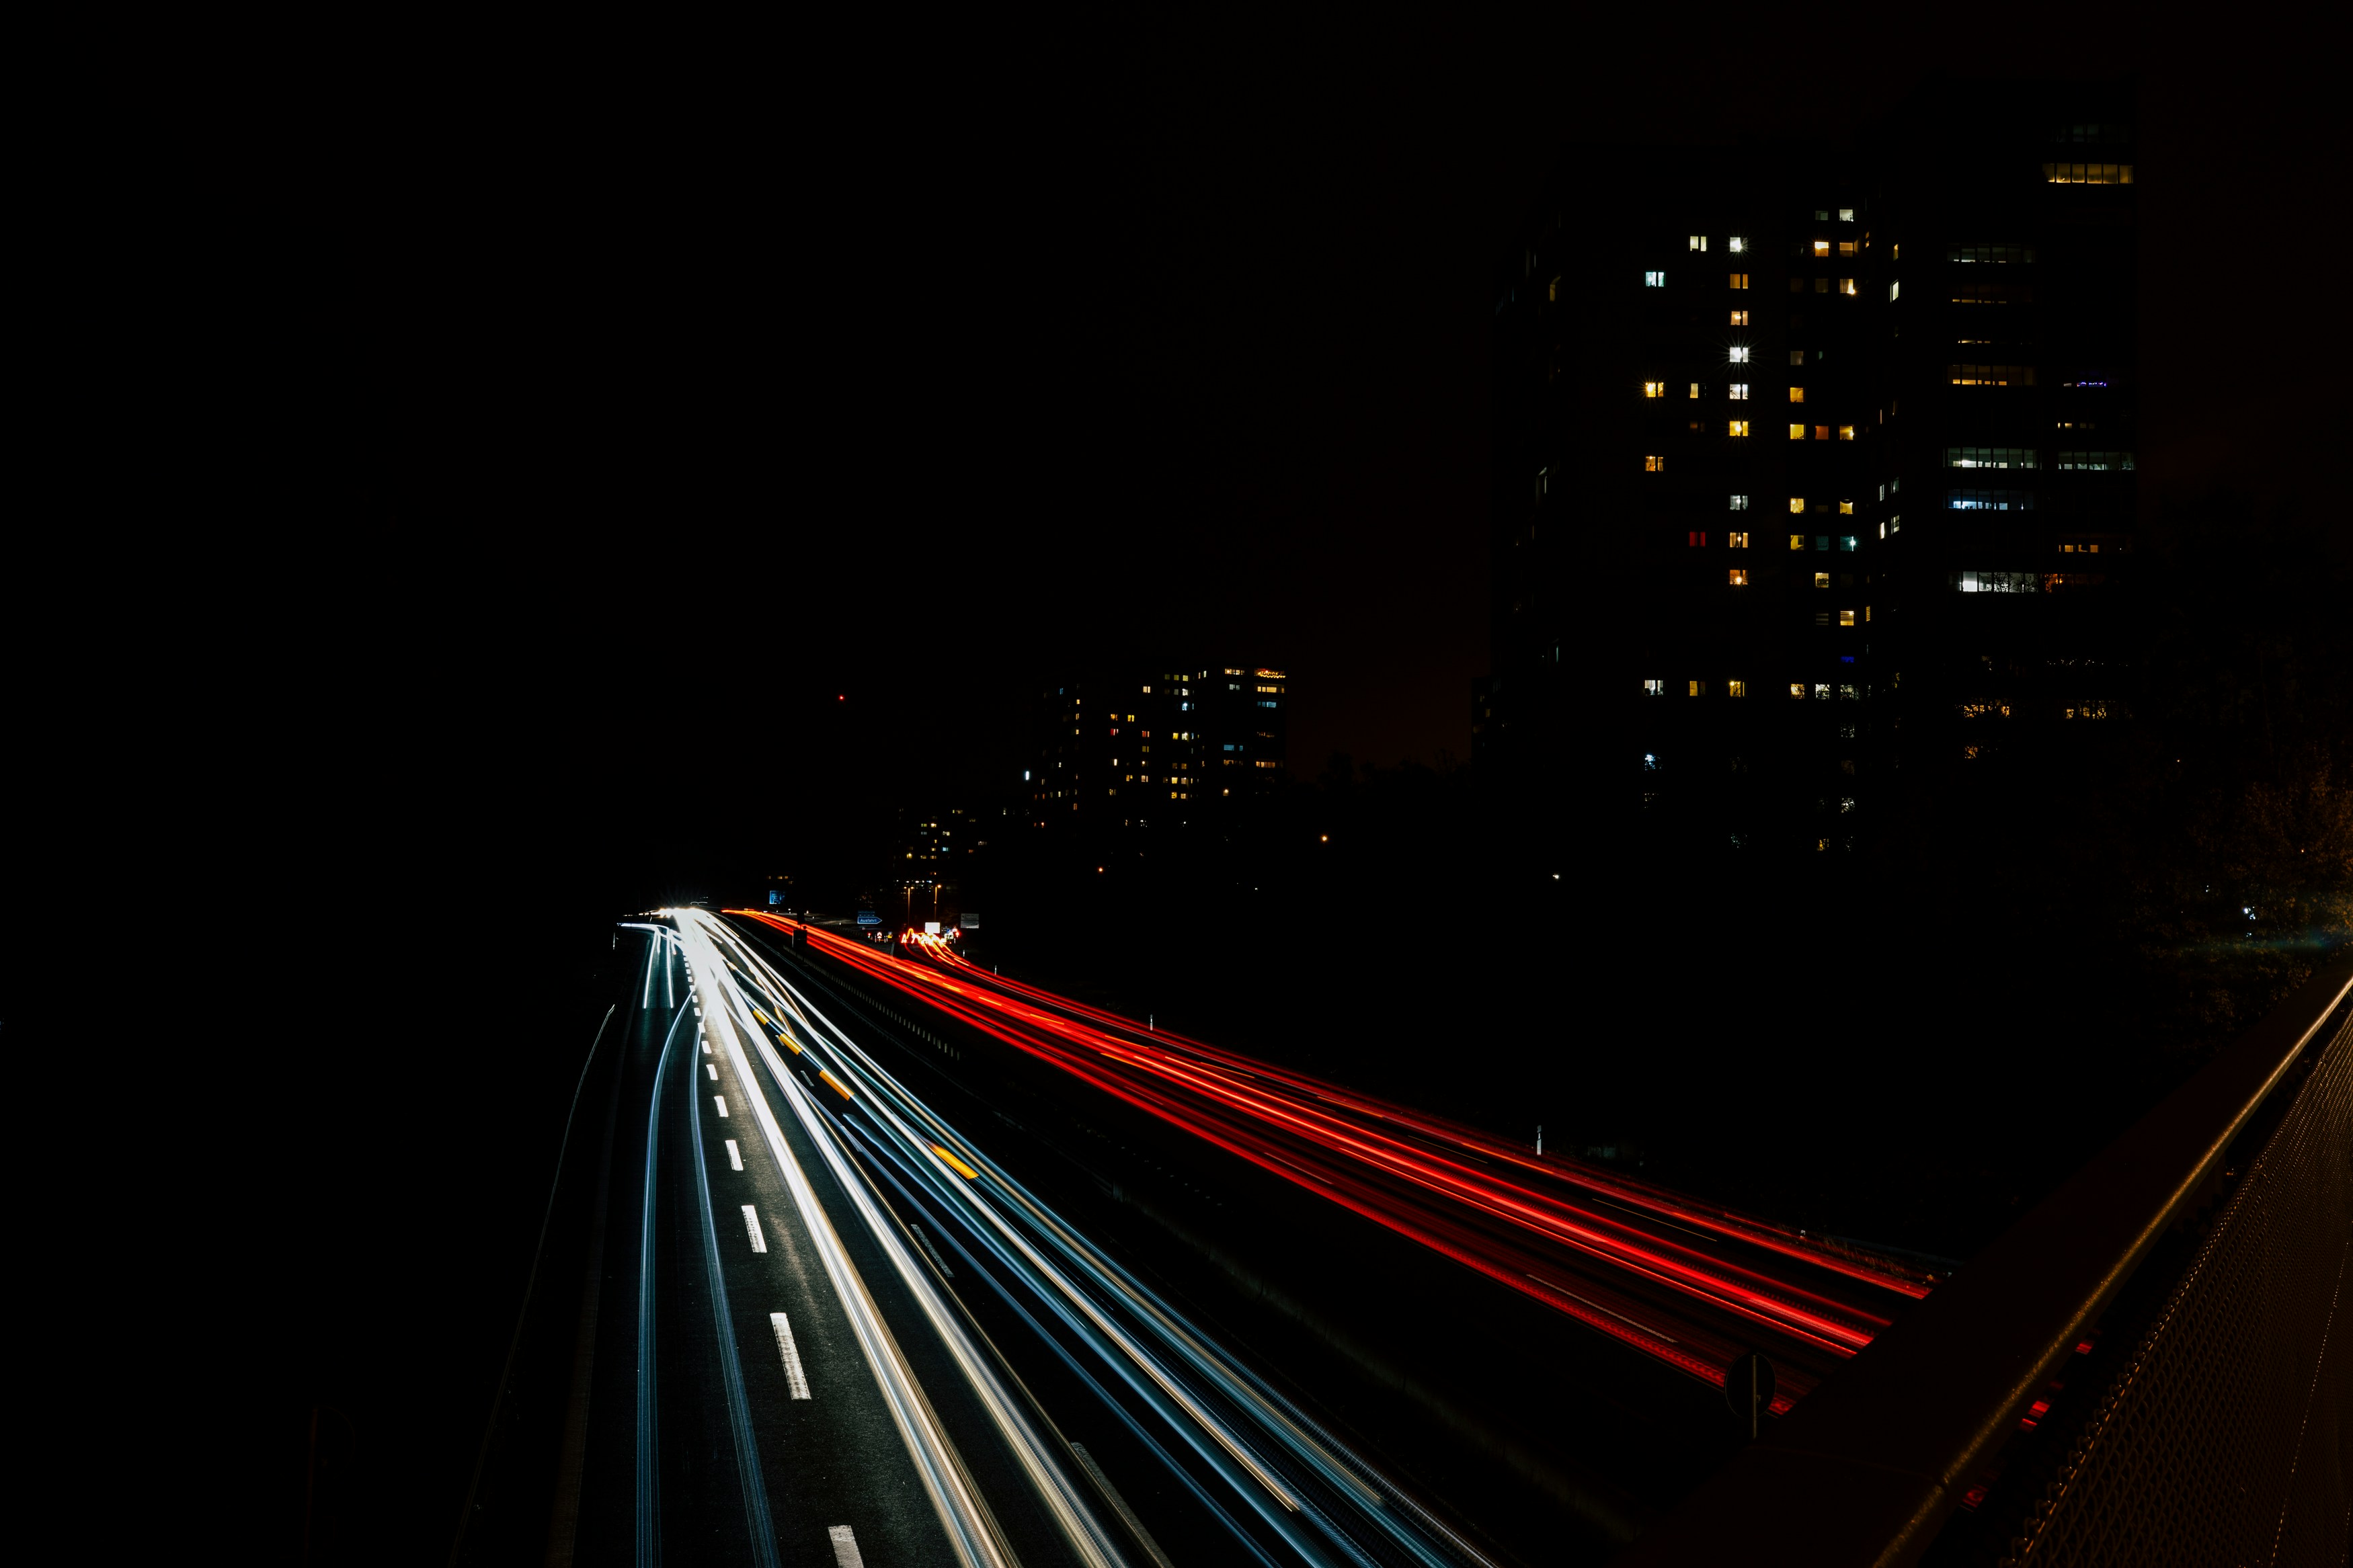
[1725,1351,1776,1440]
[960,912,980,930]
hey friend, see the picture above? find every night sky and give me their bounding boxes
[87,13,2339,1559]
[114,12,2336,891]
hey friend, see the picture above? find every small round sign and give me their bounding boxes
[1724,1351,1776,1438]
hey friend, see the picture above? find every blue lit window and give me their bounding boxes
[1837,535,1857,552]
[1644,271,1665,287]
[1815,536,1830,551]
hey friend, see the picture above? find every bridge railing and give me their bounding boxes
[1618,950,2353,1568]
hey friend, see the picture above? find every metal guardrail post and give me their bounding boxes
[1614,950,2353,1568]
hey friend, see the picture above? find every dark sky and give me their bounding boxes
[116,9,2338,890]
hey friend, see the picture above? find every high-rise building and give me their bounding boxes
[1487,79,2137,858]
[1030,665,1289,830]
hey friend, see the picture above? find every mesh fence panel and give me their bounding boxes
[2004,1009,2353,1568]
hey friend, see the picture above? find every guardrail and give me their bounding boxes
[1617,950,2353,1568]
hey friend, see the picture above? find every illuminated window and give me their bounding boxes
[1789,534,1806,549]
[1817,535,1830,550]
[1839,278,1856,296]
[1839,610,1856,626]
[1644,454,1665,472]
[1688,235,1708,251]
[1789,423,1807,440]
[1727,679,1748,696]
[1789,684,1806,698]
[1838,535,1857,552]
[1728,272,1749,290]
[1728,420,1750,437]
[1949,364,2036,386]
[1726,568,1750,587]
[1689,680,1707,697]
[1888,280,1901,302]
[1728,531,1749,548]
[1642,381,1666,398]
[1688,382,1700,399]
[1838,240,1858,255]
[1548,275,1560,301]
[1812,240,1830,257]
[1643,679,1664,696]
[1788,497,1806,514]
[1789,386,1805,403]
[2054,451,2137,471]
[1838,208,1854,222]
[1728,383,1749,400]
[1950,245,2034,264]
[1814,572,1831,589]
[1688,530,1708,547]
[1838,425,1855,441]
[1815,425,1831,441]
[1839,684,1858,700]
[1789,349,1806,366]
[1728,494,1750,510]
[1730,309,1749,325]
[1813,685,1831,700]
[1644,270,1666,286]
[1728,236,1747,253]
[1729,346,1751,364]
[2042,162,2132,184]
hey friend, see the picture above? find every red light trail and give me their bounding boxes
[731,912,1934,1410]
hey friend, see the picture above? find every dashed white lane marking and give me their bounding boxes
[741,1205,768,1253]
[706,1063,719,1081]
[770,1311,811,1399]
[714,1096,729,1118]
[826,1524,864,1566]
[702,1040,712,1055]
[725,1139,743,1171]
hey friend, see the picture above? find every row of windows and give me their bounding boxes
[1645,679,1864,698]
[1949,489,2035,510]
[1950,364,2036,386]
[1948,446,2036,468]
[2043,162,2133,185]
[1646,273,1862,293]
[1646,421,1856,452]
[1951,245,2034,264]
[1689,532,1860,550]
[1954,284,2033,303]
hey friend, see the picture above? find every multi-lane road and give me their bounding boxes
[537,910,1503,1567]
[735,914,1941,1417]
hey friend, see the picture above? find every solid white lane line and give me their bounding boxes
[742,1205,768,1253]
[726,1139,744,1171]
[828,1524,865,1567]
[715,1096,729,1117]
[770,1312,812,1399]
[707,1063,719,1080]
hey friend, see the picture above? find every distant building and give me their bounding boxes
[1486,78,2137,856]
[1031,665,1289,830]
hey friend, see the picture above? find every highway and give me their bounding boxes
[732,914,1940,1418]
[554,912,1502,1567]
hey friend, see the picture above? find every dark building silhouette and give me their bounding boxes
[1487,78,2137,861]
[1031,665,1289,831]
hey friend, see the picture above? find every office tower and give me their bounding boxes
[1031,665,1288,831]
[1488,78,2137,858]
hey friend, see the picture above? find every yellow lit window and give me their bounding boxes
[1812,240,1830,257]
[1728,569,1749,586]
[1838,499,1854,514]
[1730,309,1749,325]
[1729,273,1749,290]
[1814,572,1831,589]
[1790,386,1805,403]
[1788,498,1806,514]
[1839,610,1856,626]
[1865,606,1872,621]
[1815,425,1830,441]
[1839,278,1856,295]
[1644,455,1665,472]
[1727,679,1748,697]
[1688,235,1708,251]
[2042,162,2133,185]
[1643,381,1666,398]
[1548,276,1560,302]
[1689,680,1707,696]
[1838,425,1855,441]
[1789,683,1806,698]
[1790,423,1807,440]
[1789,534,1805,549]
[1689,382,1700,399]
[1728,531,1749,548]
[1728,419,1750,437]
[1838,241,1858,257]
